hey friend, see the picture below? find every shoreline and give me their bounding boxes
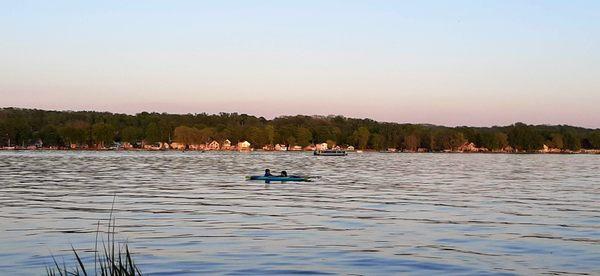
[1,148,598,154]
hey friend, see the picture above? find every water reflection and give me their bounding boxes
[0,151,599,275]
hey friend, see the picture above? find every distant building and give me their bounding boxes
[143,143,161,150]
[457,142,489,152]
[275,144,287,151]
[262,144,274,151]
[316,143,328,151]
[238,141,251,151]
[160,142,171,150]
[207,140,220,150]
[346,146,355,151]
[222,139,232,150]
[457,142,472,152]
[540,144,562,153]
[170,142,185,150]
[290,145,302,151]
[123,142,134,150]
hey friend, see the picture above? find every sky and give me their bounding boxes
[1,1,599,127]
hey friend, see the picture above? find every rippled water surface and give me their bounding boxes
[0,151,599,275]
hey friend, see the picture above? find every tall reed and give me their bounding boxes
[46,196,142,276]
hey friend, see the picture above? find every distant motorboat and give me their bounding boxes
[313,150,347,156]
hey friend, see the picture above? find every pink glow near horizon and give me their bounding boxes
[3,97,598,128]
[1,2,599,128]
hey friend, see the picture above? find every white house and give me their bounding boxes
[238,141,251,151]
[222,139,232,150]
[316,143,328,151]
[290,145,302,151]
[274,144,287,151]
[207,140,220,150]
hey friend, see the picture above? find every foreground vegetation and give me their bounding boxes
[1,107,599,152]
[47,198,142,276]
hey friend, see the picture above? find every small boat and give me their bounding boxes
[246,176,311,182]
[313,150,347,156]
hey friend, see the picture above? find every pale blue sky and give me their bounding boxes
[1,1,599,127]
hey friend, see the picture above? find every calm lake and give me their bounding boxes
[0,151,598,275]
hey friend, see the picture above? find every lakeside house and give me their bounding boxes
[222,139,232,150]
[274,144,287,151]
[316,143,328,151]
[143,143,162,150]
[540,144,562,153]
[207,140,220,150]
[539,144,584,154]
[457,142,488,153]
[238,141,251,151]
[170,142,185,150]
[262,144,274,151]
[290,145,302,151]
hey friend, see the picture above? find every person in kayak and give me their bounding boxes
[280,171,303,178]
[264,169,273,177]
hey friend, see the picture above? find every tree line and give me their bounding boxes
[1,108,599,151]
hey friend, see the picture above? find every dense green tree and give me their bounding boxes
[198,127,216,143]
[38,125,62,146]
[508,123,544,151]
[370,133,385,150]
[264,125,275,145]
[121,126,144,144]
[92,123,116,148]
[549,133,564,149]
[480,132,509,150]
[404,133,420,151]
[496,132,509,150]
[145,122,162,144]
[244,126,266,146]
[174,126,199,145]
[295,127,313,146]
[588,131,600,149]
[353,127,370,150]
[0,108,597,152]
[59,121,89,146]
[563,131,580,151]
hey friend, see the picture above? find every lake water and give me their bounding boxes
[0,151,598,275]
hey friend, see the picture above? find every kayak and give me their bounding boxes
[314,150,347,156]
[246,176,311,182]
